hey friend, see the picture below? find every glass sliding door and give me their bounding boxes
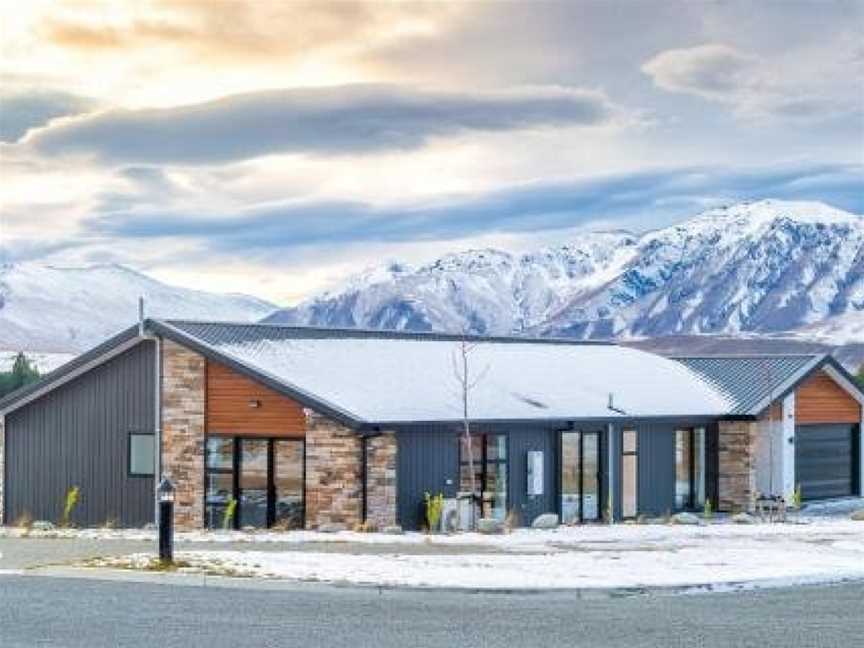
[273,439,304,529]
[560,431,601,524]
[205,436,305,530]
[622,429,638,518]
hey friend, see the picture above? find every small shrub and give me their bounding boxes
[790,485,802,510]
[604,492,614,525]
[102,516,119,530]
[424,492,444,532]
[503,508,521,532]
[13,511,33,530]
[703,498,714,521]
[352,521,379,533]
[61,486,80,527]
[222,498,237,530]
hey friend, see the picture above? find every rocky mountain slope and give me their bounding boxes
[266,200,864,345]
[0,263,277,353]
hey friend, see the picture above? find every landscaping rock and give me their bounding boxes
[732,512,757,525]
[531,513,559,529]
[31,520,55,531]
[477,518,504,534]
[382,525,404,535]
[670,512,700,525]
[851,510,864,521]
[317,523,347,533]
[142,523,157,531]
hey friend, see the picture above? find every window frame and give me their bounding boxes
[127,431,156,478]
[621,429,639,519]
[458,432,509,520]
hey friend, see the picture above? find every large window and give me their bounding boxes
[622,429,638,518]
[675,428,707,510]
[459,433,507,521]
[205,436,305,530]
[128,432,155,477]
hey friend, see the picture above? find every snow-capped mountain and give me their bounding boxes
[267,231,638,334]
[0,263,277,353]
[266,200,864,344]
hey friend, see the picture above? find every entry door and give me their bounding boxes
[561,431,602,523]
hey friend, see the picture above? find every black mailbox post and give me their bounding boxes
[157,477,175,564]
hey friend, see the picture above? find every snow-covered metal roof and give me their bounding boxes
[157,320,732,424]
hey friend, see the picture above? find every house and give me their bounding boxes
[0,319,861,531]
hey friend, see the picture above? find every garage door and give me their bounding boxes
[795,424,857,500]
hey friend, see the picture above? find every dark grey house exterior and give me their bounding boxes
[1,320,861,531]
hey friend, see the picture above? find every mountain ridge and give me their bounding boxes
[266,199,864,345]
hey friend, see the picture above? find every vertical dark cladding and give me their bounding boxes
[5,341,155,527]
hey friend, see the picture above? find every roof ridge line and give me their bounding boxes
[154,318,617,346]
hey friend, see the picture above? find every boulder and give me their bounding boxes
[317,523,347,533]
[851,510,864,522]
[531,513,560,529]
[31,520,55,531]
[732,512,757,525]
[477,518,504,534]
[670,512,700,526]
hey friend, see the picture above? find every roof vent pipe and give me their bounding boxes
[138,296,145,337]
[608,392,627,415]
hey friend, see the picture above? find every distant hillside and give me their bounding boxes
[0,262,277,353]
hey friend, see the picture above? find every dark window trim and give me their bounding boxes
[127,431,155,478]
[621,428,638,519]
[458,432,509,519]
[204,434,305,530]
[559,430,603,524]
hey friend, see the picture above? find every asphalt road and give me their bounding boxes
[2,575,862,648]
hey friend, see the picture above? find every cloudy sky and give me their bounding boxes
[1,1,862,304]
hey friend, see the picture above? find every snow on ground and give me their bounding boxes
[29,512,864,591]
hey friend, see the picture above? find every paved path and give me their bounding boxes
[1,574,862,647]
[0,535,501,570]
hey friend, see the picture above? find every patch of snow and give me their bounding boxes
[69,516,864,591]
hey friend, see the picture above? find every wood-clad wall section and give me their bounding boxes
[206,361,306,436]
[796,371,862,425]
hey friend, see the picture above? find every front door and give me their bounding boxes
[560,431,602,523]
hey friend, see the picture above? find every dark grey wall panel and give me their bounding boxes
[507,428,559,526]
[611,418,718,519]
[396,426,460,530]
[5,341,155,527]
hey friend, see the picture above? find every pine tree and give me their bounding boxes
[856,364,864,389]
[0,352,40,397]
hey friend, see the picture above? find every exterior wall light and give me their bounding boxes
[248,399,261,408]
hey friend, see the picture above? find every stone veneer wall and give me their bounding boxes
[365,432,398,528]
[0,416,5,525]
[304,411,363,529]
[161,339,206,530]
[717,419,759,512]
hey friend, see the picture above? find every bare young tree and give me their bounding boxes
[452,335,490,529]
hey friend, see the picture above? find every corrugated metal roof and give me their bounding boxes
[156,320,732,424]
[673,354,824,415]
